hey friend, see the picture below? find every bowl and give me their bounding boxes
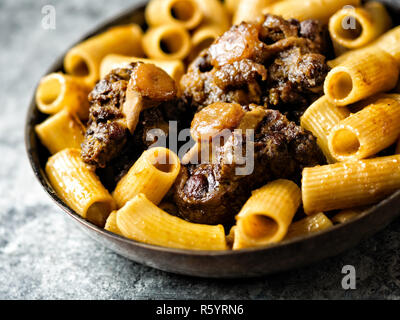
[25,0,400,278]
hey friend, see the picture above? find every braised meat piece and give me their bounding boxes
[181,14,331,122]
[81,62,179,169]
[173,104,325,225]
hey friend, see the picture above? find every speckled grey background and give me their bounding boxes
[1,0,400,300]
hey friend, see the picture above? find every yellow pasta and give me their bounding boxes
[100,54,185,83]
[329,2,391,50]
[194,0,230,32]
[324,47,399,106]
[46,149,115,227]
[329,26,400,68]
[35,109,86,155]
[263,0,361,24]
[116,194,227,250]
[302,155,400,215]
[188,25,223,62]
[285,213,333,240]
[374,25,400,66]
[35,72,90,120]
[300,96,350,163]
[233,180,301,249]
[329,97,400,162]
[104,211,123,236]
[225,0,240,15]
[332,208,365,224]
[64,24,144,86]
[226,226,236,249]
[145,0,203,30]
[233,0,279,25]
[143,25,192,60]
[113,147,181,208]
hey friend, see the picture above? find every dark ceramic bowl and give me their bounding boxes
[25,0,400,278]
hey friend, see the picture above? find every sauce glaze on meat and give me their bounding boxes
[181,14,331,122]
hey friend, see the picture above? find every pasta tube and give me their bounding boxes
[328,97,400,162]
[46,149,115,227]
[225,0,240,15]
[233,0,278,25]
[332,208,365,224]
[35,109,86,155]
[64,24,144,86]
[263,0,361,24]
[194,0,230,32]
[329,2,391,50]
[302,155,400,214]
[329,26,400,68]
[300,96,350,163]
[35,72,90,119]
[188,26,223,62]
[100,54,184,83]
[374,26,400,66]
[233,180,301,249]
[113,147,181,208]
[143,25,192,60]
[104,211,123,236]
[145,0,203,30]
[324,47,399,106]
[285,213,333,240]
[116,194,227,250]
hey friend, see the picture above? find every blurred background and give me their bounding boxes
[0,0,400,299]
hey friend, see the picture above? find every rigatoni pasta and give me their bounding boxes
[328,97,400,162]
[104,211,123,236]
[194,0,230,32]
[100,54,185,82]
[143,24,192,60]
[328,2,391,49]
[285,213,333,240]
[113,147,181,208]
[145,0,203,30]
[332,208,365,224]
[324,47,399,106]
[116,194,227,250]
[64,24,144,86]
[329,26,400,68]
[374,25,400,66]
[35,109,85,155]
[233,0,278,24]
[45,149,115,227]
[35,72,90,120]
[263,0,361,24]
[302,155,400,215]
[233,180,301,249]
[224,0,240,15]
[300,96,350,163]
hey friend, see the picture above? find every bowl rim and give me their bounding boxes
[25,0,400,258]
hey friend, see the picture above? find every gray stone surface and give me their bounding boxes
[0,0,400,300]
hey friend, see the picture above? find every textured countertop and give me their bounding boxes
[1,0,400,300]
